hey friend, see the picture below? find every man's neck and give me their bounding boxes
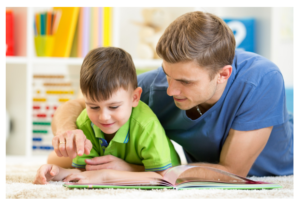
[186,80,228,120]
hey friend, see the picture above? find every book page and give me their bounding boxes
[163,165,258,186]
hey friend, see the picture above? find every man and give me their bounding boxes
[48,11,293,177]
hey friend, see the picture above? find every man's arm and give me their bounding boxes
[51,98,86,135]
[183,126,272,179]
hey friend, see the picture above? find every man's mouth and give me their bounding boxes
[173,97,187,102]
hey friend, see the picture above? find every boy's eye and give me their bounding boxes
[110,106,119,110]
[90,107,99,110]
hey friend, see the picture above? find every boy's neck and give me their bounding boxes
[103,132,116,144]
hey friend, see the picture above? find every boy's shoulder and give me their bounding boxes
[130,100,160,128]
[76,109,91,128]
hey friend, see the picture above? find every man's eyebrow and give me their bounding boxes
[161,64,196,83]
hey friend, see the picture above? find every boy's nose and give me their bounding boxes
[99,112,110,121]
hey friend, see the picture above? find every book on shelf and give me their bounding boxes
[52,7,80,57]
[34,7,113,58]
[63,165,281,190]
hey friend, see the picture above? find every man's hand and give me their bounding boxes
[33,164,62,184]
[85,155,145,172]
[52,129,93,159]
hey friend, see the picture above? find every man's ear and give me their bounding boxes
[217,65,232,84]
[132,87,143,107]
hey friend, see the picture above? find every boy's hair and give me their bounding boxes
[80,47,137,102]
[156,11,236,80]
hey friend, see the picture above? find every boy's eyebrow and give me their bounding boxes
[161,64,196,83]
[85,101,123,105]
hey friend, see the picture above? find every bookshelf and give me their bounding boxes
[6,7,293,157]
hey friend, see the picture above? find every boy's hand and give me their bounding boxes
[85,155,145,172]
[63,170,109,184]
[33,164,61,184]
[52,129,93,159]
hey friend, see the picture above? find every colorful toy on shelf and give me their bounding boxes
[6,9,14,56]
[32,73,77,155]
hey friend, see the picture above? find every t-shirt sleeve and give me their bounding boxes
[135,120,175,172]
[232,71,289,131]
[72,111,100,169]
[137,68,160,105]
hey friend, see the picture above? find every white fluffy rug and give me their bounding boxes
[6,164,293,199]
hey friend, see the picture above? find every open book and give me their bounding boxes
[63,165,281,190]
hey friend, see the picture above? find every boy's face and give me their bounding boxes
[84,87,142,136]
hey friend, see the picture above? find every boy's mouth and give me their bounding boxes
[100,122,115,127]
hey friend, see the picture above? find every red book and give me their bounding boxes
[6,10,14,56]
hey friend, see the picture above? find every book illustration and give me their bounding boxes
[63,165,282,190]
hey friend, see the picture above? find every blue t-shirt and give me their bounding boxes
[137,49,293,176]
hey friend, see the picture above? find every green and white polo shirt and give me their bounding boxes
[72,100,181,171]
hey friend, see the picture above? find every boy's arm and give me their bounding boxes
[33,164,84,184]
[63,169,164,184]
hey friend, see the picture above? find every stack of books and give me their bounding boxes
[34,7,113,58]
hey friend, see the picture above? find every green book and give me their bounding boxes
[63,165,282,190]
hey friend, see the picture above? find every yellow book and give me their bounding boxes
[103,7,112,47]
[52,7,80,57]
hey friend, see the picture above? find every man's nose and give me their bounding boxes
[167,79,180,96]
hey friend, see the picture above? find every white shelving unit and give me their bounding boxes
[6,7,293,157]
[5,7,166,157]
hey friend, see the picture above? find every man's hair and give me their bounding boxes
[156,11,236,79]
[80,47,137,102]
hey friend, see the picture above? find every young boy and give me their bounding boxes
[33,47,180,184]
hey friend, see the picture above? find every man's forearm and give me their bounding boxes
[51,98,86,135]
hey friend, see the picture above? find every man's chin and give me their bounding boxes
[174,101,191,111]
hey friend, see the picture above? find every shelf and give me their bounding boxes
[134,59,162,69]
[7,56,162,68]
[6,56,28,64]
[32,57,84,65]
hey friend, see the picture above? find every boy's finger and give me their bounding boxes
[85,156,110,165]
[64,174,81,182]
[50,165,59,176]
[85,163,109,171]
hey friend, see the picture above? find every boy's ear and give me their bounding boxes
[132,87,143,107]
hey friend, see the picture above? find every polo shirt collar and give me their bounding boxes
[91,119,130,144]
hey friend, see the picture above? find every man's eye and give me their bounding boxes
[181,81,190,85]
[110,106,119,110]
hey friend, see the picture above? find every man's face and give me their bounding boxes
[84,88,134,135]
[162,60,219,110]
